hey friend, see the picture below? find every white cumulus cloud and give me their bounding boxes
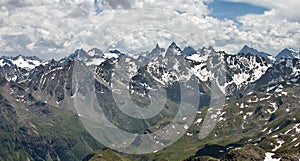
[0,0,299,59]
[224,0,300,22]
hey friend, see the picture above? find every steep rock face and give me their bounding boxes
[186,47,273,97]
[253,58,300,92]
[0,64,27,82]
[25,60,75,110]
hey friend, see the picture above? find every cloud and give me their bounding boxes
[220,0,300,53]
[224,0,300,22]
[235,13,300,53]
[0,0,214,59]
[0,0,299,59]
[0,0,95,59]
[98,0,213,15]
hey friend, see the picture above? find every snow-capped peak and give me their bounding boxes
[64,48,123,66]
[0,55,47,70]
[150,44,165,55]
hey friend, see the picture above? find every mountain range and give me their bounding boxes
[0,44,299,161]
[1,45,299,73]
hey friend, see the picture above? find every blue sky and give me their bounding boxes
[208,0,268,20]
[0,0,299,59]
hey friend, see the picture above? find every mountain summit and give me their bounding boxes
[238,45,274,62]
[275,48,300,61]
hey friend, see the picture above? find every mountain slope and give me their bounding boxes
[87,82,300,161]
[0,81,103,161]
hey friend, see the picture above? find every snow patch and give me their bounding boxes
[260,96,271,101]
[293,123,300,133]
[233,72,250,86]
[240,103,245,109]
[85,58,105,66]
[195,118,202,125]
[103,53,119,59]
[264,152,280,161]
[267,102,278,114]
[184,124,189,130]
[272,140,284,152]
[291,138,297,142]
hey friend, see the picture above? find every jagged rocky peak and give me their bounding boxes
[151,44,165,55]
[207,45,215,51]
[64,47,122,66]
[68,48,90,60]
[144,42,184,59]
[169,42,179,48]
[166,42,182,56]
[198,46,216,54]
[68,48,104,60]
[185,46,218,64]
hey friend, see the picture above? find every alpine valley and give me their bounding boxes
[0,43,299,161]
